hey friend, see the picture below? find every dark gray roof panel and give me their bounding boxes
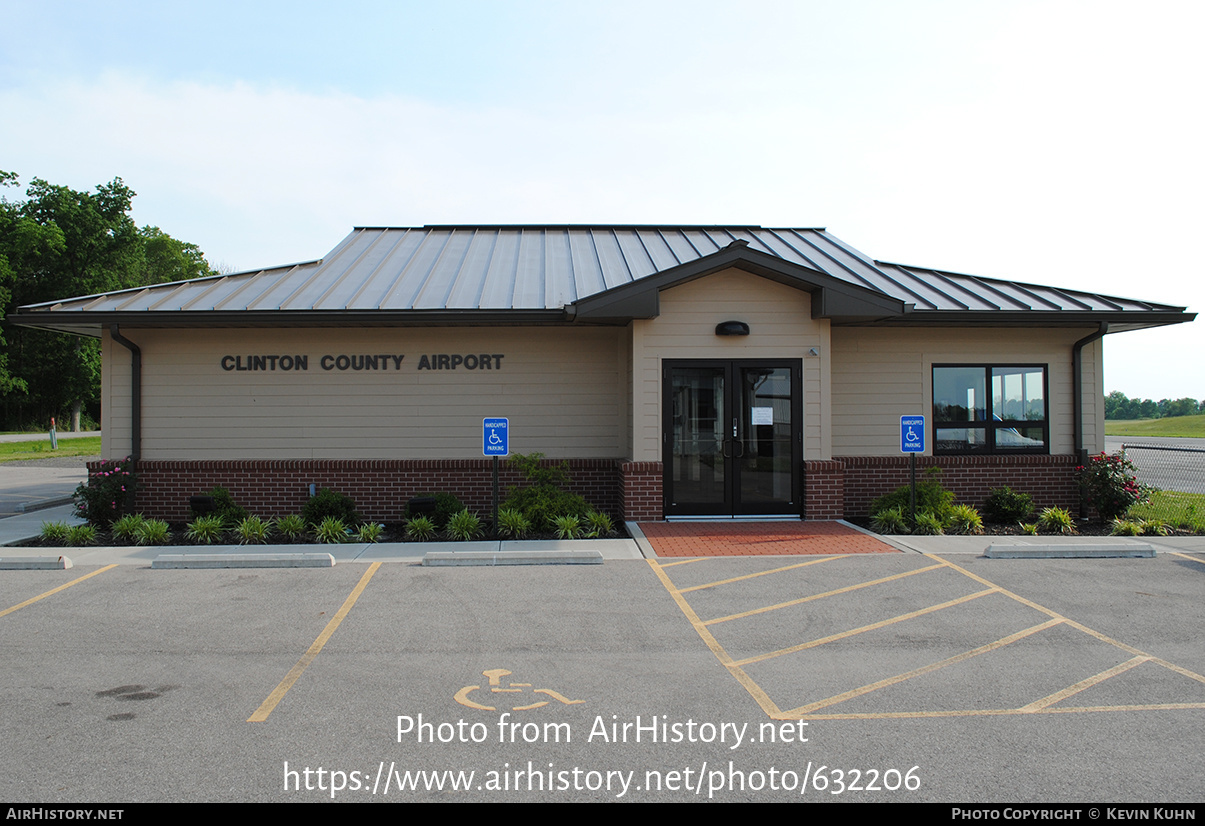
[11,226,1191,332]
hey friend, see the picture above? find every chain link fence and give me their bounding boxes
[1122,443,1205,529]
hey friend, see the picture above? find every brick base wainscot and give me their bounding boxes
[835,454,1080,517]
[104,459,627,523]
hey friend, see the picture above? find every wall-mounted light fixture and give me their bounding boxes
[715,320,750,336]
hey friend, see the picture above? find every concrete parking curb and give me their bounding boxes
[0,555,73,569]
[985,543,1157,559]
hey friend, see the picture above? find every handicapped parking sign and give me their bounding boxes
[483,418,509,456]
[900,415,925,453]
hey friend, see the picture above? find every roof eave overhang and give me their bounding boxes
[5,308,571,337]
[569,244,907,323]
[836,310,1197,331]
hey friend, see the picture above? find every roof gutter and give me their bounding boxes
[1073,322,1108,517]
[108,324,141,463]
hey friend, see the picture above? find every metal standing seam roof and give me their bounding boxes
[8,225,1193,332]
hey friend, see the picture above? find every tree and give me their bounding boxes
[0,172,217,430]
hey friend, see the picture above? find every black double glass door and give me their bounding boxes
[663,360,802,517]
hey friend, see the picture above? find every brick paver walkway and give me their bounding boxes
[637,520,899,557]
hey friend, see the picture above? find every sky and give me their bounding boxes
[2,0,1202,400]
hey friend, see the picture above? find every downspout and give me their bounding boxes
[1072,322,1108,517]
[108,324,141,463]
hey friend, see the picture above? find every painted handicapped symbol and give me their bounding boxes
[488,431,503,445]
[454,668,584,712]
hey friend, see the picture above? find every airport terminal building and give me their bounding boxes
[10,225,1194,522]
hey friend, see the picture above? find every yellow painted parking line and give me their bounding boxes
[777,618,1064,718]
[679,556,838,593]
[1020,656,1151,712]
[703,563,945,627]
[1167,551,1205,566]
[659,558,707,568]
[248,562,381,723]
[0,564,118,619]
[731,587,999,667]
[931,555,1205,686]
[647,559,783,718]
[789,701,1205,721]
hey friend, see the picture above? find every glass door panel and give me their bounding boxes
[738,366,795,510]
[668,366,727,513]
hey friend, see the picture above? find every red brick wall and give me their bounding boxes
[803,460,845,519]
[837,454,1079,517]
[102,458,623,523]
[91,454,1076,523]
[620,461,663,521]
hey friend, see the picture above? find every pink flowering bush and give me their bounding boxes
[1079,451,1150,522]
[72,457,140,527]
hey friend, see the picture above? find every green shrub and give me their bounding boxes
[1019,522,1038,535]
[1110,518,1143,536]
[496,508,531,538]
[40,521,71,544]
[233,516,272,545]
[945,504,985,536]
[584,510,615,538]
[276,515,307,540]
[1139,518,1170,537]
[111,513,147,542]
[405,515,437,541]
[445,510,483,541]
[72,456,139,527]
[185,514,226,544]
[1037,506,1077,535]
[356,522,384,543]
[501,452,592,531]
[134,519,171,545]
[870,506,910,535]
[983,487,1033,523]
[205,486,248,525]
[869,470,955,524]
[912,511,945,535]
[1079,452,1150,521]
[303,488,360,526]
[502,485,590,532]
[314,516,350,544]
[509,452,570,487]
[407,492,466,529]
[552,514,582,540]
[66,525,98,546]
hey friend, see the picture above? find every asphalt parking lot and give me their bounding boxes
[2,551,1202,803]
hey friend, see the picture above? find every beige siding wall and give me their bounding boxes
[1082,337,1104,454]
[630,269,829,462]
[830,326,1102,455]
[100,327,623,460]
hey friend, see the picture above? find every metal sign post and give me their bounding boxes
[900,415,926,524]
[483,418,509,538]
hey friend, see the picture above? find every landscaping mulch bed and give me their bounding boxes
[845,517,1198,538]
[18,521,629,548]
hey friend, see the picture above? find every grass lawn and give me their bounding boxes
[1128,490,1205,533]
[1105,415,1205,438]
[0,436,101,463]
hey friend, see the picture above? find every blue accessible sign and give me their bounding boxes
[900,415,925,453]
[483,418,509,456]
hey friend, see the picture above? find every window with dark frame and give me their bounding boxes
[932,365,1048,454]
